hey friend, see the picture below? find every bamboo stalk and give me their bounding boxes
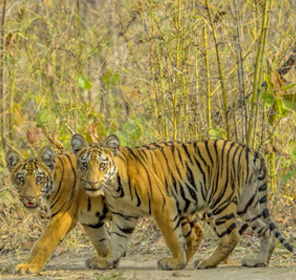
[205,0,230,139]
[142,0,161,137]
[247,0,269,147]
[233,0,247,142]
[0,0,7,148]
[181,0,188,142]
[253,0,273,147]
[147,0,168,140]
[203,24,211,134]
[172,0,182,141]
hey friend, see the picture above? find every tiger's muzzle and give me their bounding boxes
[84,181,105,196]
[20,196,40,210]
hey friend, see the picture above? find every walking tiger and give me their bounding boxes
[5,148,110,274]
[71,134,293,270]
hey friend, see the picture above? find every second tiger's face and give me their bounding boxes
[71,133,121,197]
[76,146,117,196]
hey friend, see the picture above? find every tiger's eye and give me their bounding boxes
[19,177,24,183]
[99,163,107,169]
[36,176,43,183]
[82,162,88,167]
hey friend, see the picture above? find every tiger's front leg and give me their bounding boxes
[85,214,138,270]
[82,223,110,266]
[15,213,75,275]
[153,199,187,270]
[181,215,204,262]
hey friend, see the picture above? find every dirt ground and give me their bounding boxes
[1,246,295,280]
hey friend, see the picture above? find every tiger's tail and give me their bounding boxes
[255,155,294,253]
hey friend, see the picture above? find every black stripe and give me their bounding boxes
[117,225,134,234]
[245,213,262,223]
[116,175,124,197]
[183,228,192,238]
[262,209,270,219]
[212,200,232,216]
[186,163,197,191]
[134,187,141,207]
[51,154,77,219]
[259,195,267,204]
[204,141,214,166]
[112,211,138,220]
[210,141,220,203]
[220,141,228,178]
[237,192,257,215]
[173,216,181,231]
[84,222,104,229]
[185,183,197,202]
[259,183,267,191]
[87,196,91,212]
[269,223,276,231]
[182,143,193,164]
[217,222,237,238]
[245,147,250,182]
[112,232,128,238]
[177,147,184,166]
[127,174,133,201]
[179,184,191,212]
[215,213,235,226]
[49,156,64,209]
[239,223,249,235]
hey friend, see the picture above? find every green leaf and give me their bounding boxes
[102,70,120,90]
[77,75,92,90]
[36,107,52,127]
[282,83,296,91]
[281,169,296,184]
[290,147,296,160]
[261,93,274,107]
[282,94,296,111]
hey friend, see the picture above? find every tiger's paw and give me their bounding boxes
[241,258,267,267]
[15,263,43,275]
[194,259,218,269]
[85,256,119,270]
[157,258,186,270]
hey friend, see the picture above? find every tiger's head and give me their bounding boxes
[71,133,120,197]
[5,147,56,210]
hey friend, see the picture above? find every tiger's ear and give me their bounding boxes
[71,133,87,154]
[39,146,56,170]
[5,150,23,171]
[102,134,120,156]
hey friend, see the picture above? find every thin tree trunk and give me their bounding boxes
[247,0,269,146]
[0,0,7,149]
[205,0,230,139]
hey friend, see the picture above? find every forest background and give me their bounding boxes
[0,0,296,274]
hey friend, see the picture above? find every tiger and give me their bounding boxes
[5,147,111,274]
[73,139,206,267]
[70,133,294,270]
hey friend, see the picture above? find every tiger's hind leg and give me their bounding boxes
[237,178,280,267]
[181,215,204,262]
[239,212,276,267]
[238,191,276,266]
[196,207,240,269]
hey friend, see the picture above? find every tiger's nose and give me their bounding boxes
[88,181,98,187]
[25,196,34,201]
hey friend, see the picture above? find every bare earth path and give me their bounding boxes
[1,248,295,280]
